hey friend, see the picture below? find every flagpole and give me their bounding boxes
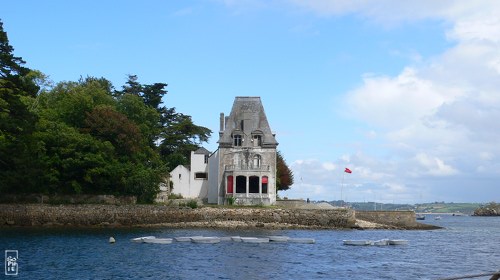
[341,171,345,207]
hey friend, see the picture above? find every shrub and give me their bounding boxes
[168,193,183,199]
[187,199,198,209]
[226,196,236,205]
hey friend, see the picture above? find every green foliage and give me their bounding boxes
[83,105,143,154]
[168,193,184,199]
[186,199,198,209]
[0,19,40,192]
[226,196,236,205]
[116,93,160,146]
[0,21,210,203]
[115,75,212,170]
[37,77,115,128]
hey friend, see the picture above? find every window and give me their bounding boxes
[204,154,209,164]
[236,176,246,193]
[253,135,262,147]
[195,172,208,180]
[233,134,242,147]
[253,154,261,168]
[262,176,268,194]
[249,176,259,193]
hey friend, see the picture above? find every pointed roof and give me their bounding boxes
[219,96,278,148]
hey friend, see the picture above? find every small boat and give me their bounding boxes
[388,239,408,245]
[416,214,425,220]
[143,238,173,244]
[191,237,221,244]
[130,236,156,243]
[372,239,389,246]
[240,237,270,243]
[288,238,315,244]
[343,240,371,246]
[175,236,203,242]
[268,236,289,242]
[434,216,442,220]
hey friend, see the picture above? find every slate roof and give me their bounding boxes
[193,147,211,155]
[219,96,278,148]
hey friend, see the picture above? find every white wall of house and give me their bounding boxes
[189,150,209,199]
[208,150,220,204]
[170,165,190,198]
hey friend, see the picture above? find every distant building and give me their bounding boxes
[170,96,278,205]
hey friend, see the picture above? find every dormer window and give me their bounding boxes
[233,134,242,147]
[251,131,263,147]
[253,135,262,147]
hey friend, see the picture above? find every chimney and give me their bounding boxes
[220,113,225,132]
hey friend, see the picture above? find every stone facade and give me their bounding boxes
[170,97,278,206]
[209,97,278,205]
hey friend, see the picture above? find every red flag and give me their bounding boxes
[344,168,352,174]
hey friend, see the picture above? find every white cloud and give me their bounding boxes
[288,1,500,202]
[414,153,458,176]
[321,162,336,171]
[346,67,465,128]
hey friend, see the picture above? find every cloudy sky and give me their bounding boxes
[3,1,500,203]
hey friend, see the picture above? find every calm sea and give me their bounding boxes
[1,215,499,279]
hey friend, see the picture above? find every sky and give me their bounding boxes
[3,1,500,204]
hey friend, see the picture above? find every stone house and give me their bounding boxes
[170,96,278,205]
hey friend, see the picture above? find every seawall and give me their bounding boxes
[0,204,356,229]
[355,210,439,229]
[0,204,438,229]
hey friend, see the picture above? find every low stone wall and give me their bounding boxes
[0,204,356,229]
[355,210,437,229]
[275,199,306,208]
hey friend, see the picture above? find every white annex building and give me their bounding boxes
[169,96,278,205]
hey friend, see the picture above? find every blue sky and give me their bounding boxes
[3,1,500,203]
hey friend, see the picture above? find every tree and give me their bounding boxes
[159,109,211,170]
[32,76,166,202]
[83,106,143,155]
[115,75,212,170]
[276,150,294,191]
[0,19,40,192]
[0,21,208,203]
[116,93,160,147]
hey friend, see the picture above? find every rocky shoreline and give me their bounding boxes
[473,203,500,216]
[0,204,439,230]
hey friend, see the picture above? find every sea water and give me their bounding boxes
[1,215,499,279]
